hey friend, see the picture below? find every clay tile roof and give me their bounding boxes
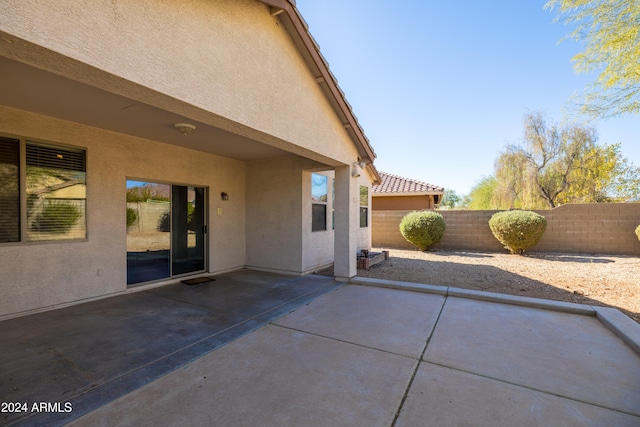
[372,172,444,195]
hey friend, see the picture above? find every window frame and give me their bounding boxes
[359,185,369,228]
[0,133,88,245]
[0,136,21,243]
[311,173,328,232]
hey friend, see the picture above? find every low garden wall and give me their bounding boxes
[372,203,640,256]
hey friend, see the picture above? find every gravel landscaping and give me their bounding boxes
[321,248,640,324]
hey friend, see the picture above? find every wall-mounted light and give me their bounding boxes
[351,161,366,178]
[221,192,229,201]
[174,123,197,136]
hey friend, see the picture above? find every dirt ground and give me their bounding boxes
[320,248,640,324]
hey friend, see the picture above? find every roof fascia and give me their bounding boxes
[256,0,379,180]
[372,191,444,197]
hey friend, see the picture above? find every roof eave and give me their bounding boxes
[372,191,444,197]
[256,0,378,170]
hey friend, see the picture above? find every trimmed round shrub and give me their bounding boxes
[489,210,547,255]
[636,224,640,241]
[399,211,445,251]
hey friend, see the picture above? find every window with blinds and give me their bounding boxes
[0,137,87,244]
[26,142,86,241]
[0,137,20,243]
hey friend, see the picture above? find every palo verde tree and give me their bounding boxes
[557,142,640,204]
[493,112,639,209]
[546,0,640,118]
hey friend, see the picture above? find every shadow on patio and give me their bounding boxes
[0,270,341,426]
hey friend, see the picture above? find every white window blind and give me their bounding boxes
[26,142,86,241]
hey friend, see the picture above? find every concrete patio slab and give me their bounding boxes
[4,276,640,426]
[396,363,640,427]
[0,271,341,426]
[273,284,445,358]
[70,324,417,427]
[424,296,640,416]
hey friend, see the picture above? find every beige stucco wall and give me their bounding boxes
[246,161,374,274]
[245,158,339,274]
[0,0,359,166]
[301,170,334,273]
[300,169,373,271]
[0,105,247,318]
[245,156,303,274]
[372,195,436,210]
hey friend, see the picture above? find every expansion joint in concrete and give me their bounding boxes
[390,296,447,427]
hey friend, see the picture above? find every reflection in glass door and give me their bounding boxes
[126,181,206,285]
[172,186,205,276]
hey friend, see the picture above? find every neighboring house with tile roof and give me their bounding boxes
[372,172,444,210]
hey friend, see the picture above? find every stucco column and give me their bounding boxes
[333,164,358,280]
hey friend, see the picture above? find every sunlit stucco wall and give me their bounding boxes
[0,0,359,166]
[245,161,374,275]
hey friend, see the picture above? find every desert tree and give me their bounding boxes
[546,0,640,118]
[493,112,632,209]
[440,189,462,209]
[466,176,499,210]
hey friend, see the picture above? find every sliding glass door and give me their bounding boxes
[171,185,206,275]
[126,181,206,285]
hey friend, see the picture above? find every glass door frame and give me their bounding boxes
[126,179,208,286]
[171,184,207,278]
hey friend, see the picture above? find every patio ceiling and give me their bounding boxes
[0,56,290,161]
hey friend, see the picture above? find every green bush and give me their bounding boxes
[489,210,547,255]
[636,224,640,241]
[33,202,81,234]
[399,211,445,251]
[126,207,137,229]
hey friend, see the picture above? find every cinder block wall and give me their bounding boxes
[372,203,640,256]
[435,210,503,252]
[530,204,640,255]
[371,210,416,250]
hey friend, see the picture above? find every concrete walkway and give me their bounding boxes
[67,278,640,426]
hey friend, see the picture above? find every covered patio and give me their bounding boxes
[0,0,381,323]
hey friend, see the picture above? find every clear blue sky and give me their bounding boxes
[296,1,640,195]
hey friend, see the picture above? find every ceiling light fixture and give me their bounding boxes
[174,123,196,135]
